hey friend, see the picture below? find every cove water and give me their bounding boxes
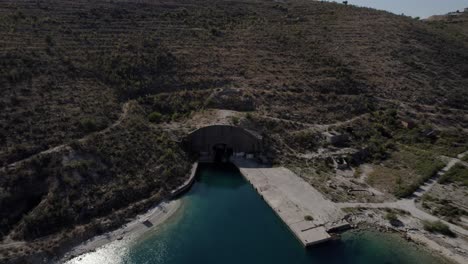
[66,164,448,264]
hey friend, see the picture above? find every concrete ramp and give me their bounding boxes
[232,158,348,246]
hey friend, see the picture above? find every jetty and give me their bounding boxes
[232,158,349,246]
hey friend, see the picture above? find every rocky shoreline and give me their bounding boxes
[58,199,182,264]
[342,208,468,264]
[54,163,200,264]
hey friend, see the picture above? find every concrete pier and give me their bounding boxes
[232,158,349,247]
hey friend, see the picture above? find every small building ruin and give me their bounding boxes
[322,131,349,146]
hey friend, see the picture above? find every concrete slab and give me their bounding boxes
[299,226,332,246]
[232,158,346,246]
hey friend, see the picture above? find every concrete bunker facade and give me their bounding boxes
[186,125,263,158]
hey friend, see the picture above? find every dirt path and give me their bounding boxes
[233,155,467,262]
[338,150,468,237]
[1,102,130,172]
[412,151,468,198]
[337,199,468,237]
[256,113,368,159]
[376,97,468,114]
[234,155,468,245]
[259,113,368,133]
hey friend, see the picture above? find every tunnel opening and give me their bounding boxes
[185,125,263,163]
[213,143,227,163]
[212,143,235,163]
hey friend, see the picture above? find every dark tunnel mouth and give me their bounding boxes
[185,125,263,162]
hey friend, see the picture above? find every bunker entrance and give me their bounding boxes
[185,125,263,163]
[213,143,233,163]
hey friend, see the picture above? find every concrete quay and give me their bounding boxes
[170,162,198,198]
[232,158,349,247]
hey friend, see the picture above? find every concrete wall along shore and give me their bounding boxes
[170,162,199,198]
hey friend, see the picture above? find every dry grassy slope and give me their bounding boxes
[0,0,467,262]
[1,0,467,166]
[330,10,466,102]
[0,102,191,262]
[426,12,468,44]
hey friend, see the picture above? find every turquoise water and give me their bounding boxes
[66,164,447,264]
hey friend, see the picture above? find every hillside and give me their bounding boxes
[0,0,467,262]
[426,10,468,44]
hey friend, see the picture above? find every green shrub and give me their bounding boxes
[289,131,320,151]
[422,194,436,202]
[422,220,456,237]
[161,147,176,162]
[148,112,162,123]
[64,160,95,174]
[434,204,466,219]
[438,164,468,187]
[394,184,417,198]
[94,42,177,99]
[231,116,240,125]
[414,158,445,181]
[171,112,179,121]
[385,212,398,222]
[393,152,445,198]
[79,118,98,132]
[304,215,314,221]
[462,155,468,162]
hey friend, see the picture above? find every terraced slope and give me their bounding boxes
[2,0,468,166]
[426,11,468,45]
[0,0,467,263]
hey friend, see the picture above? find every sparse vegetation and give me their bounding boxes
[0,104,191,258]
[93,41,178,99]
[79,118,101,133]
[368,150,445,198]
[341,207,359,214]
[1,0,468,261]
[422,220,456,237]
[148,112,163,123]
[231,116,240,125]
[138,91,208,123]
[438,164,468,187]
[286,131,321,152]
[462,155,468,163]
[434,204,467,221]
[421,189,467,225]
[385,212,398,222]
[400,130,468,158]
